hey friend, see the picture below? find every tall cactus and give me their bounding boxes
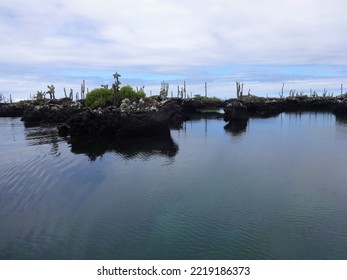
[47,85,55,99]
[112,72,122,105]
[236,81,243,99]
[81,80,86,99]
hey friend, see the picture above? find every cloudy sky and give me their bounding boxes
[1,0,346,100]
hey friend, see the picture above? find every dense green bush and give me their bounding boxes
[85,85,146,108]
[119,85,145,102]
[85,88,114,108]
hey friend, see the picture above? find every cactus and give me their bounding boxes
[112,72,121,93]
[47,85,55,99]
[35,91,45,100]
[323,88,327,97]
[112,72,122,105]
[81,80,86,99]
[160,82,169,99]
[236,81,243,99]
[279,83,285,98]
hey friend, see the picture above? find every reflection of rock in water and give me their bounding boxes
[224,120,248,136]
[24,124,61,155]
[69,134,179,161]
[336,115,347,127]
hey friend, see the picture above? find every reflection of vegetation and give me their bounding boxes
[69,134,179,161]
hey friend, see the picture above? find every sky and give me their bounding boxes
[1,0,347,101]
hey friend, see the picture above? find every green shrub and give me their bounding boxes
[194,95,221,102]
[85,88,114,108]
[119,85,145,102]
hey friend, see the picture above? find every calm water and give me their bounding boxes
[1,112,347,260]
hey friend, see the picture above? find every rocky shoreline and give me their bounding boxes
[224,96,347,121]
[0,98,185,138]
[1,96,347,138]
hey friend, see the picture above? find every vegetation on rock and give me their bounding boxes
[85,88,114,108]
[118,85,145,102]
[85,85,146,109]
[193,94,221,102]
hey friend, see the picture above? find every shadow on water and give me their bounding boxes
[224,120,248,136]
[69,134,179,161]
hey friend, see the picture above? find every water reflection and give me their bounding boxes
[4,113,347,259]
[224,120,248,136]
[23,123,180,161]
[335,115,347,137]
[24,124,62,156]
[336,115,347,127]
[69,134,179,161]
[178,112,224,138]
[284,111,334,122]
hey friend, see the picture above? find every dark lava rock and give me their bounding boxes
[181,99,225,113]
[332,100,347,116]
[224,120,248,135]
[116,101,183,137]
[57,123,70,137]
[66,100,183,138]
[21,104,83,125]
[224,101,250,121]
[67,107,121,136]
[0,103,25,117]
[239,97,338,118]
[245,100,284,118]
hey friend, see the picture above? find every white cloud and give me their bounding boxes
[0,0,347,99]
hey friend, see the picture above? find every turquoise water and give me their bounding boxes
[1,112,347,259]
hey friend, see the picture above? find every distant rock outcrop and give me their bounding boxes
[65,99,183,138]
[0,103,25,117]
[224,101,249,121]
[21,103,83,124]
[4,95,347,139]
